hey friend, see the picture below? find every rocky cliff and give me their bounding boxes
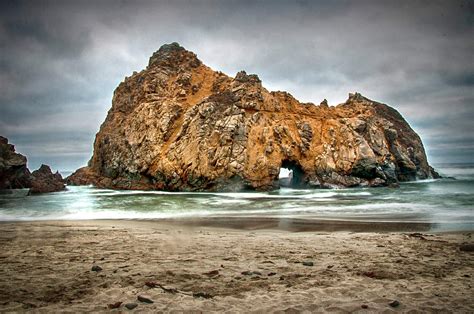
[68,42,438,191]
[0,136,65,193]
[0,136,31,189]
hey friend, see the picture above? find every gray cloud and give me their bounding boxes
[0,0,473,171]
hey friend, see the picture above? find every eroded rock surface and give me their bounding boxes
[68,42,438,191]
[0,136,31,189]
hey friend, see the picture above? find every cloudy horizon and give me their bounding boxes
[1,0,473,172]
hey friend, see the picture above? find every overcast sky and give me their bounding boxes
[0,0,473,171]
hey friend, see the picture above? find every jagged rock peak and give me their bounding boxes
[29,164,65,194]
[346,92,369,103]
[234,70,261,84]
[158,42,184,53]
[148,42,201,69]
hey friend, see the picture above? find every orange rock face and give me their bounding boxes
[68,43,438,191]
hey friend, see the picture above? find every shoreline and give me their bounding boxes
[1,216,471,233]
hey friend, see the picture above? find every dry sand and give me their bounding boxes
[0,219,473,313]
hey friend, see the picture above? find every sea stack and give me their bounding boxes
[28,164,66,194]
[68,42,438,191]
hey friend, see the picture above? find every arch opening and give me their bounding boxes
[278,159,305,188]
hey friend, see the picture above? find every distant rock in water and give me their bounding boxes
[0,136,31,189]
[0,136,65,194]
[68,42,439,191]
[29,164,66,194]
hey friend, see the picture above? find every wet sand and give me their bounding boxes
[0,219,473,312]
[158,216,436,232]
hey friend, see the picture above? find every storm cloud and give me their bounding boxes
[0,0,473,171]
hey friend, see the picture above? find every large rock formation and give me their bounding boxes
[0,136,65,193]
[68,42,438,191]
[0,136,31,189]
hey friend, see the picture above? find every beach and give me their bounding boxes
[0,219,472,313]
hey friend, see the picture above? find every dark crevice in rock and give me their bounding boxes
[279,159,306,189]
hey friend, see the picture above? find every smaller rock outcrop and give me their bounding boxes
[0,136,31,189]
[0,136,66,194]
[28,164,66,194]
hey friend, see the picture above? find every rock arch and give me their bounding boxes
[67,43,439,191]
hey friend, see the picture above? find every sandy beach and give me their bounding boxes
[0,219,472,313]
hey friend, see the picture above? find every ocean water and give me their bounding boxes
[0,164,472,231]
